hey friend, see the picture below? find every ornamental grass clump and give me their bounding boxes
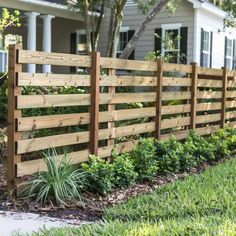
[26,149,87,206]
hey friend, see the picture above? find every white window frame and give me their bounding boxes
[202,30,211,67]
[0,50,8,73]
[161,23,182,63]
[225,37,234,69]
[76,29,87,55]
[117,26,130,57]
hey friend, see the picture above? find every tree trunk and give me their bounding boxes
[119,0,169,59]
[84,0,92,53]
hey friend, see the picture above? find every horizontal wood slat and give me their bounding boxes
[16,140,139,177]
[196,114,221,124]
[197,91,222,99]
[195,125,220,136]
[163,77,191,87]
[18,50,92,67]
[163,63,192,73]
[162,104,191,115]
[161,130,189,141]
[100,57,156,71]
[18,73,91,87]
[17,107,156,132]
[17,93,157,109]
[226,91,236,98]
[198,67,222,76]
[226,111,236,120]
[17,122,155,154]
[226,101,236,109]
[162,92,191,101]
[197,79,222,88]
[161,117,190,129]
[197,102,221,111]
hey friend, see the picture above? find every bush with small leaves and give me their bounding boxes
[112,152,138,188]
[82,155,115,195]
[25,149,87,206]
[185,131,215,164]
[209,129,231,161]
[156,137,183,174]
[132,138,158,181]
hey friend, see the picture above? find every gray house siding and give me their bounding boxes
[99,1,195,64]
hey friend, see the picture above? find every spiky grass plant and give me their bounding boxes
[26,149,87,206]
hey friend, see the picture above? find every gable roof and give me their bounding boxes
[41,0,66,5]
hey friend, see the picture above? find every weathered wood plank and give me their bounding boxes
[7,44,22,191]
[16,140,139,177]
[100,57,157,71]
[195,125,220,136]
[161,117,190,129]
[90,52,100,155]
[17,122,155,154]
[164,63,192,73]
[162,92,191,101]
[197,102,221,111]
[196,114,221,124]
[198,67,222,76]
[161,130,189,141]
[197,79,222,88]
[197,91,222,99]
[17,107,156,132]
[18,50,92,67]
[18,73,91,87]
[162,104,191,115]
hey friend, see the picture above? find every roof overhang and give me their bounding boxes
[0,0,85,22]
[188,0,227,19]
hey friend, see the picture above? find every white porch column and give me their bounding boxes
[40,15,55,73]
[25,12,39,73]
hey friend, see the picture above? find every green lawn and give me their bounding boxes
[25,158,236,236]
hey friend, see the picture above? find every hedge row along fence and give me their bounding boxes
[7,44,236,191]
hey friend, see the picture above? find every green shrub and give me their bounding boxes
[156,137,183,174]
[82,155,115,195]
[132,138,158,181]
[184,131,215,164]
[209,129,231,161]
[25,149,87,206]
[112,152,138,188]
[0,79,8,123]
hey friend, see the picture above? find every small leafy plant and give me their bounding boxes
[25,149,87,206]
[156,137,183,174]
[82,155,115,195]
[132,138,158,181]
[112,151,138,188]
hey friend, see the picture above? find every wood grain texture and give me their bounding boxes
[18,50,92,67]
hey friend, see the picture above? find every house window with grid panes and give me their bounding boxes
[162,28,181,63]
[77,33,87,55]
[225,38,233,69]
[117,31,128,58]
[201,31,211,67]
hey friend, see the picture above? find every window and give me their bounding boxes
[117,27,129,58]
[162,28,181,63]
[155,24,188,64]
[77,30,87,55]
[200,29,212,67]
[0,34,22,73]
[225,37,234,69]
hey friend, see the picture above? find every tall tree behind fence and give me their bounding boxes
[7,44,236,191]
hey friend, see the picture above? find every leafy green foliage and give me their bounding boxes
[209,129,231,161]
[184,131,215,164]
[132,138,158,181]
[156,137,183,174]
[112,152,138,188]
[0,79,7,123]
[25,149,87,206]
[82,155,115,195]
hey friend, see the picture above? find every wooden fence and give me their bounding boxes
[7,44,236,191]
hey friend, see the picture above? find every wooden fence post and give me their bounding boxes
[155,58,163,140]
[190,62,198,130]
[221,67,227,129]
[107,69,116,151]
[89,52,100,155]
[7,44,22,192]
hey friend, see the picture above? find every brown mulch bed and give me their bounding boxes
[0,161,210,223]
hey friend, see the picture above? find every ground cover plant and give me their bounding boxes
[21,157,236,236]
